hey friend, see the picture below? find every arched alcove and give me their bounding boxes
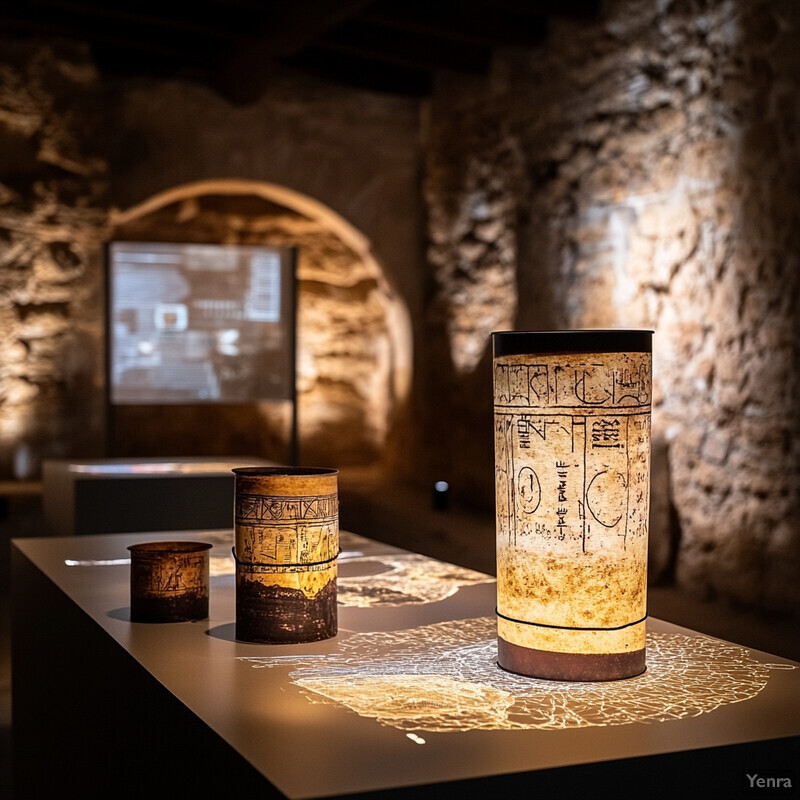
[109,179,412,467]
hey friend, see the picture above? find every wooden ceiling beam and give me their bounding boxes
[0,17,217,66]
[2,0,242,42]
[234,0,377,58]
[486,0,599,19]
[287,47,432,96]
[356,0,547,49]
[0,0,602,100]
[315,20,491,75]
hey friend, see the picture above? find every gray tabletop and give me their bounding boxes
[12,529,800,798]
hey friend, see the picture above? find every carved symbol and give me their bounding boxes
[575,368,612,405]
[585,470,627,528]
[516,467,541,515]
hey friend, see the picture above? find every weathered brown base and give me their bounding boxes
[498,636,646,681]
[130,590,208,623]
[236,578,337,644]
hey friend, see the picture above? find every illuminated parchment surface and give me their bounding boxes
[240,617,792,733]
[235,488,339,596]
[494,351,651,655]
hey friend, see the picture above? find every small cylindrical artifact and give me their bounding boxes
[233,466,339,644]
[128,541,212,623]
[493,330,652,681]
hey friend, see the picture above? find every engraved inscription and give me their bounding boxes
[493,350,652,652]
[236,493,339,574]
[494,360,650,410]
[236,493,338,524]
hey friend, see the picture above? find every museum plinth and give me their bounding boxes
[11,529,800,799]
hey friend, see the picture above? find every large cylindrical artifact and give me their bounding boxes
[493,330,652,681]
[233,466,339,644]
[128,541,212,623]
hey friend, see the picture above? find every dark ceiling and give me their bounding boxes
[0,0,600,103]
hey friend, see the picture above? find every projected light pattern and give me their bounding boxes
[207,550,492,606]
[210,556,235,577]
[240,617,792,733]
[337,554,493,607]
[66,554,232,571]
[68,461,259,474]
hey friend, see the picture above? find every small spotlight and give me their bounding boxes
[432,480,449,511]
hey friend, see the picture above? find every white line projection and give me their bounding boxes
[239,617,793,733]
[211,552,493,606]
[337,554,494,607]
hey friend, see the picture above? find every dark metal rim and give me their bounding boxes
[492,329,653,356]
[232,466,339,477]
[128,541,212,554]
[498,637,646,681]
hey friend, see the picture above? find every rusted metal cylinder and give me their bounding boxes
[493,330,652,681]
[128,541,212,623]
[233,466,339,644]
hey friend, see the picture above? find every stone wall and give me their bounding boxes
[111,192,402,466]
[0,41,108,477]
[102,74,420,475]
[0,41,420,478]
[423,0,800,615]
[103,72,423,342]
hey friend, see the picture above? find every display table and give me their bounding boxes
[11,530,800,799]
[42,457,273,536]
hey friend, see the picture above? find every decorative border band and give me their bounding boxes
[496,608,647,632]
[232,547,340,570]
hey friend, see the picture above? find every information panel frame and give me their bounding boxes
[105,240,297,406]
[104,240,298,462]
